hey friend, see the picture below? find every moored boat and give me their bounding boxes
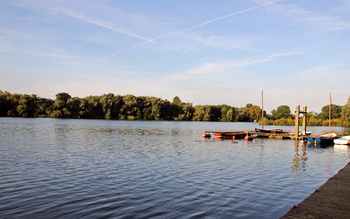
[334,136,350,145]
[307,92,338,145]
[255,128,285,134]
[307,133,337,145]
[202,131,211,138]
[213,131,247,139]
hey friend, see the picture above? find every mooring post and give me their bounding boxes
[295,105,300,139]
[302,106,307,135]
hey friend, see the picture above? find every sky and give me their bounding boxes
[0,0,350,113]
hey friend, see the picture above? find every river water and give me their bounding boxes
[0,118,349,218]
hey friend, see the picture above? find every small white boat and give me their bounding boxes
[334,136,350,145]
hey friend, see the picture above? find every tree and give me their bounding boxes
[271,109,277,120]
[17,94,38,117]
[275,105,291,119]
[100,93,118,120]
[172,96,182,105]
[37,97,54,117]
[159,99,174,120]
[148,97,162,120]
[226,108,236,122]
[306,111,319,119]
[193,105,205,121]
[120,94,139,120]
[79,95,103,119]
[0,91,8,116]
[67,97,81,119]
[249,105,261,121]
[171,96,183,119]
[236,107,250,122]
[219,105,231,122]
[320,104,343,120]
[176,102,194,121]
[51,92,72,118]
[342,96,350,126]
[7,93,21,117]
[142,96,154,120]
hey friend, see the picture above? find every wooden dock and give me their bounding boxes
[252,132,309,140]
[203,130,311,141]
[281,162,350,219]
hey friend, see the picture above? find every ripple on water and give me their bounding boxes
[0,118,349,218]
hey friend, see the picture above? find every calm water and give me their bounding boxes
[1,118,349,218]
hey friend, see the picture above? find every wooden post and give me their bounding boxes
[302,106,307,135]
[295,105,300,139]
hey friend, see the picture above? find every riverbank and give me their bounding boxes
[282,161,350,218]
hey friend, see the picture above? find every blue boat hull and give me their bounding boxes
[307,136,334,144]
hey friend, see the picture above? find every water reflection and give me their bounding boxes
[1,118,350,218]
[258,139,264,169]
[291,140,308,174]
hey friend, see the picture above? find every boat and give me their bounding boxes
[307,92,337,145]
[202,131,211,138]
[307,133,338,145]
[213,131,248,139]
[255,128,285,134]
[334,136,350,145]
[254,91,286,134]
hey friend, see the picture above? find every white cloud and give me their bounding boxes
[186,52,298,76]
[253,0,350,32]
[186,58,270,75]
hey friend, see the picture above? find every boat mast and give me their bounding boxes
[329,92,332,135]
[262,90,264,129]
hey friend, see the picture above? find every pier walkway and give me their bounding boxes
[253,132,309,140]
[281,162,350,218]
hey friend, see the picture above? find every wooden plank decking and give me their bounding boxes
[281,162,350,219]
[253,132,309,140]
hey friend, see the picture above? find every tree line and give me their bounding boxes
[0,91,349,126]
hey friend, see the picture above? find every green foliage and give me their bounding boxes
[37,97,54,117]
[0,90,349,126]
[236,107,250,122]
[226,107,236,122]
[175,102,194,121]
[192,105,205,121]
[172,96,181,105]
[270,109,277,119]
[0,91,8,116]
[275,105,291,119]
[192,105,220,121]
[342,96,350,126]
[246,103,253,109]
[51,92,72,118]
[319,104,343,120]
[249,105,261,121]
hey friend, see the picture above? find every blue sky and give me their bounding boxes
[0,0,349,113]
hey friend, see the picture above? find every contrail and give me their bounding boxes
[23,1,154,43]
[102,0,283,58]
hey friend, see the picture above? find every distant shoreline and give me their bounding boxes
[1,91,349,127]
